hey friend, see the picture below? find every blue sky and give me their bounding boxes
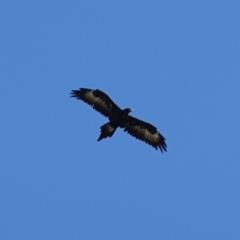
[1,1,240,239]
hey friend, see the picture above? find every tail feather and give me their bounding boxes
[97,122,117,141]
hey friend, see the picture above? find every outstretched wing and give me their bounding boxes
[123,116,167,152]
[71,88,121,118]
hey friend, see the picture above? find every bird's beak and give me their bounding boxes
[130,108,134,112]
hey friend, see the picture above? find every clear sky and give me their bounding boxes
[1,1,240,239]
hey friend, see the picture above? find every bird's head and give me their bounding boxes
[123,108,133,114]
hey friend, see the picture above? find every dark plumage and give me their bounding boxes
[71,88,167,152]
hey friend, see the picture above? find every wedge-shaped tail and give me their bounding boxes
[98,122,117,141]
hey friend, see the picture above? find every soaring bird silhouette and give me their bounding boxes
[71,88,167,152]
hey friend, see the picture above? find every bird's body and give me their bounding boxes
[71,88,167,152]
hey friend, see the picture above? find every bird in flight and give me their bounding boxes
[71,88,167,152]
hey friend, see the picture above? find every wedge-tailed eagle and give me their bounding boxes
[71,88,167,152]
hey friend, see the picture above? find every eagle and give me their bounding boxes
[71,88,167,152]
